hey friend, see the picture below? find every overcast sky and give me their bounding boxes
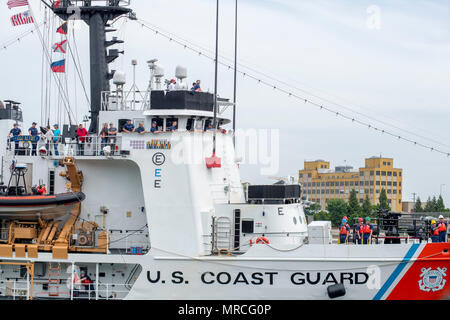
[1,0,449,206]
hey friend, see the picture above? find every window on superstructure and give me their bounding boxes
[242,220,254,234]
[186,118,195,131]
[152,118,164,131]
[166,118,178,131]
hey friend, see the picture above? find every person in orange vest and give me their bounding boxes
[437,215,447,243]
[430,220,440,243]
[36,184,46,195]
[339,218,350,244]
[362,217,373,244]
[355,218,364,244]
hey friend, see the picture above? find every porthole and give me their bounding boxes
[293,217,297,225]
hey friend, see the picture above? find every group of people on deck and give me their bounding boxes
[8,122,61,156]
[339,215,448,244]
[339,216,373,245]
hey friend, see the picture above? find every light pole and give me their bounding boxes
[440,184,446,196]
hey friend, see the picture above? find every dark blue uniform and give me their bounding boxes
[10,128,21,155]
[135,126,145,133]
[123,123,134,132]
[29,126,38,156]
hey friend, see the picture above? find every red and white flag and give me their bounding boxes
[7,0,29,9]
[11,10,34,26]
[52,40,68,53]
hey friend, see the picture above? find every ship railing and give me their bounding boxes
[101,90,146,111]
[1,280,131,300]
[7,136,126,158]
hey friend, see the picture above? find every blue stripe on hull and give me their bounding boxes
[373,243,420,300]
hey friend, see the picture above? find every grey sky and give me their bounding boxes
[0,0,449,206]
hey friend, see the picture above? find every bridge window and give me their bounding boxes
[166,118,178,131]
[186,118,195,131]
[151,118,164,131]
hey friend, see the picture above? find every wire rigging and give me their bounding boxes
[134,18,450,158]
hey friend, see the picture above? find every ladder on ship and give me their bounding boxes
[48,263,61,297]
[212,217,232,254]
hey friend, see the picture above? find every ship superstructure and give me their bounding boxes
[0,0,447,300]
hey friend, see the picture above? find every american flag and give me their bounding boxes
[7,0,29,9]
[11,10,34,26]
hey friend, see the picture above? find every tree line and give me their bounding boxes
[413,195,448,213]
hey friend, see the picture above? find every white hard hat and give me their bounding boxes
[438,215,444,219]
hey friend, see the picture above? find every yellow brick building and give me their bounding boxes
[299,157,403,212]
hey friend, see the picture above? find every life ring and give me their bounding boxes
[255,236,270,245]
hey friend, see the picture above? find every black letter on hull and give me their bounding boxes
[340,273,354,284]
[172,271,184,284]
[291,272,305,285]
[355,273,369,285]
[307,272,320,285]
[322,273,338,285]
[147,271,161,283]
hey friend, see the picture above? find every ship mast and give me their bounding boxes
[48,0,132,134]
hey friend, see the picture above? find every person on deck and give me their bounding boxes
[135,123,146,134]
[76,124,89,156]
[191,80,202,92]
[168,121,177,132]
[28,122,40,156]
[168,79,176,91]
[122,120,135,133]
[44,125,54,156]
[437,215,448,243]
[150,121,161,134]
[339,218,350,244]
[99,123,109,155]
[362,217,373,245]
[53,124,61,156]
[355,218,364,244]
[8,123,21,155]
[430,220,440,243]
[108,123,118,155]
[80,271,95,298]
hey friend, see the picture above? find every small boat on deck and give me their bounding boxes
[0,192,86,220]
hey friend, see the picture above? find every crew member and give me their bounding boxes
[53,124,61,156]
[430,220,440,243]
[122,120,135,133]
[168,121,177,132]
[76,124,89,156]
[168,79,176,91]
[362,217,373,245]
[437,215,448,243]
[28,122,40,156]
[8,123,21,155]
[355,218,364,244]
[36,184,47,195]
[339,218,350,244]
[135,123,146,134]
[150,121,161,134]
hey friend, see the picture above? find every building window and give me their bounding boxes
[308,173,312,178]
[399,172,402,177]
[393,182,397,186]
[355,181,359,186]
[360,171,364,176]
[387,189,391,194]
[381,171,386,176]
[376,189,380,194]
[370,181,374,186]
[376,181,380,186]
[387,181,392,186]
[383,162,387,165]
[381,181,386,186]
[388,171,392,176]
[350,181,354,186]
[376,171,380,175]
[299,174,303,178]
[370,171,374,176]
[393,172,397,176]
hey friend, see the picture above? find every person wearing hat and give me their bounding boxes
[122,120,135,133]
[8,123,21,155]
[437,215,447,243]
[53,124,61,156]
[339,218,350,244]
[28,122,40,156]
[355,218,364,244]
[150,121,161,134]
[362,217,373,245]
[430,220,440,243]
[168,79,176,91]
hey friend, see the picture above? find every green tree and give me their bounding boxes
[314,211,332,222]
[327,199,349,227]
[413,197,423,213]
[347,189,361,224]
[436,195,445,212]
[378,188,389,211]
[362,195,373,216]
[424,197,435,212]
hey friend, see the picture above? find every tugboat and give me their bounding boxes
[0,1,446,300]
